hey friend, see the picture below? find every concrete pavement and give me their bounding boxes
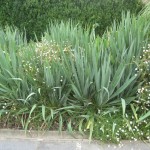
[0,129,150,150]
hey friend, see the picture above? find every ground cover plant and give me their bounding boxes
[0,2,150,143]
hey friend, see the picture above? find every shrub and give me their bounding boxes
[0,0,144,40]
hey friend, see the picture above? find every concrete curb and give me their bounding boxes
[0,129,87,140]
[0,129,150,150]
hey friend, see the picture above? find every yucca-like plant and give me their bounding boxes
[127,2,150,124]
[0,27,37,122]
[39,11,150,111]
[44,21,92,50]
[140,2,150,18]
[102,12,149,103]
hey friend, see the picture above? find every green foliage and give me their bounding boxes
[132,43,150,124]
[92,111,150,143]
[0,0,144,40]
[0,3,150,142]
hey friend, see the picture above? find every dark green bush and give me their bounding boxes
[0,0,144,40]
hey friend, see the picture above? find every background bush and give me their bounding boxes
[0,0,144,40]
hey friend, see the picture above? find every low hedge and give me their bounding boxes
[0,0,144,40]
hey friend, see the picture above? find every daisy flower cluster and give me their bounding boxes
[35,39,72,63]
[20,39,73,83]
[93,112,150,143]
[136,44,150,111]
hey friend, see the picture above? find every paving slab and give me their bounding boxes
[0,129,150,150]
